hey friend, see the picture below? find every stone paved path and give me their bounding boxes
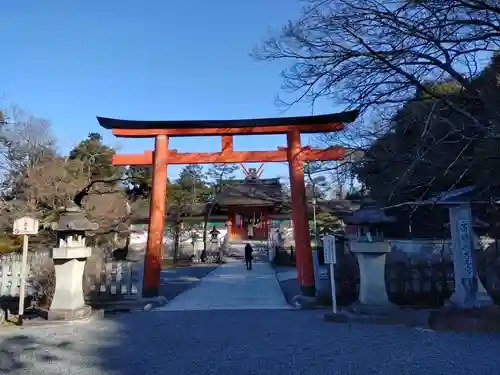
[156,262,290,311]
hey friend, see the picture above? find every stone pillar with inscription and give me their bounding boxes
[447,203,490,308]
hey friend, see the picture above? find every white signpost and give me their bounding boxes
[12,216,39,323]
[323,235,337,313]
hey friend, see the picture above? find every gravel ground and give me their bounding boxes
[160,265,218,301]
[1,309,500,375]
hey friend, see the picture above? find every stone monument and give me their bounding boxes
[436,189,493,308]
[47,201,99,320]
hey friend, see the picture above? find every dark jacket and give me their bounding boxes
[244,243,253,260]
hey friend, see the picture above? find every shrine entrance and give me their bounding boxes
[97,111,358,297]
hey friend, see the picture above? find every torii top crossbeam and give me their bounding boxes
[97,110,358,165]
[96,110,358,137]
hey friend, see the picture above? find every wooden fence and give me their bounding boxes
[0,252,49,297]
[85,260,143,302]
[0,252,143,303]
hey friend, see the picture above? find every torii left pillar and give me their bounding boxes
[143,135,169,297]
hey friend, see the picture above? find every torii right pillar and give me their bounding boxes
[287,128,315,296]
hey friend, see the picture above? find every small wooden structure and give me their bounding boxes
[97,110,358,297]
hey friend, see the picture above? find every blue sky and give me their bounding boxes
[1,1,341,180]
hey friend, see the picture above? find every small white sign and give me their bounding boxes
[13,216,39,236]
[323,235,336,264]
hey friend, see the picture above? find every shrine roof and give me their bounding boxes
[96,110,359,130]
[216,180,284,206]
[222,178,281,186]
[128,198,357,224]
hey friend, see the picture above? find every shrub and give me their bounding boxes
[0,235,22,253]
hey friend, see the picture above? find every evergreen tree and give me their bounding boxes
[207,164,238,186]
[126,166,154,200]
[177,164,206,190]
[68,132,120,180]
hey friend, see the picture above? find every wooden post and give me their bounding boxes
[287,128,315,296]
[143,135,169,297]
[221,135,233,153]
[18,234,29,324]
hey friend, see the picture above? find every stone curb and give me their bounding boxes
[323,309,431,328]
[324,311,351,323]
[321,303,434,328]
[0,296,170,329]
[291,295,322,310]
[322,305,500,333]
[90,296,169,312]
[290,293,346,310]
[0,309,105,329]
[428,306,500,332]
[143,296,169,311]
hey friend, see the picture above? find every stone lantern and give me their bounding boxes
[345,206,395,307]
[48,201,99,320]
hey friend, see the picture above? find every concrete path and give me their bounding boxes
[156,262,290,311]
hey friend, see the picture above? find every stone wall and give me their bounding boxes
[389,239,452,254]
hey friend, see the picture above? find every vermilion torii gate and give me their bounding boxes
[97,111,358,297]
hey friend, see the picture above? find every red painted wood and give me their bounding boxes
[221,136,233,153]
[102,116,352,297]
[287,128,314,289]
[111,122,344,137]
[143,135,168,297]
[112,147,344,165]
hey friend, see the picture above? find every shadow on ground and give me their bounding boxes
[160,265,218,301]
[2,308,500,375]
[0,334,72,372]
[2,244,499,375]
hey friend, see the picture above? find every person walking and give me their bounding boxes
[244,242,253,270]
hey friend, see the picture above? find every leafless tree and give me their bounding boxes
[0,106,55,180]
[256,0,499,112]
[0,106,57,230]
[254,0,500,201]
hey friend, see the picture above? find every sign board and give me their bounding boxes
[13,216,39,236]
[322,235,336,264]
[12,216,38,324]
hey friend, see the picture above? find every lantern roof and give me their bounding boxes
[51,201,99,232]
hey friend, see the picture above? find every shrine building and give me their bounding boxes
[129,165,354,241]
